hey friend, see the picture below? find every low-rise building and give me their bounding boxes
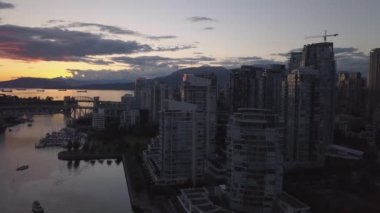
[325,144,364,160]
[177,188,231,213]
[205,158,226,182]
[143,137,162,183]
[275,192,311,213]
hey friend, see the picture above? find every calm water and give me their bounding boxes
[0,89,133,102]
[0,90,133,213]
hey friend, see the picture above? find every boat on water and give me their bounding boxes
[36,89,45,92]
[58,89,67,91]
[32,201,44,213]
[16,88,27,91]
[77,90,87,93]
[1,89,13,92]
[16,165,29,171]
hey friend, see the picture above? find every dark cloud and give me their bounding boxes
[271,48,303,57]
[334,47,369,73]
[66,55,278,81]
[213,56,283,68]
[0,1,14,9]
[203,27,214,31]
[334,47,358,54]
[189,56,215,62]
[68,67,174,81]
[64,55,217,81]
[65,22,141,35]
[113,56,172,66]
[46,20,65,24]
[271,52,291,57]
[146,35,177,40]
[68,69,140,81]
[67,55,283,81]
[111,55,215,73]
[187,16,217,23]
[155,44,196,52]
[48,20,177,40]
[0,25,152,61]
[0,25,190,62]
[67,57,114,65]
[236,56,263,61]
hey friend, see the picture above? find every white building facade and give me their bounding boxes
[144,100,206,185]
[226,108,283,213]
[181,74,217,161]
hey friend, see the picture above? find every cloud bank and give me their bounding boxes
[0,25,152,61]
[0,24,193,62]
[187,16,216,23]
[47,20,177,41]
[214,56,283,68]
[0,1,14,9]
[334,47,369,74]
[203,27,214,31]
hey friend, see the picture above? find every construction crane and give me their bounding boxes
[305,30,339,42]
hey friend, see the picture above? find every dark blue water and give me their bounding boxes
[0,114,132,213]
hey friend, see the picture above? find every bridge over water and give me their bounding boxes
[1,95,123,121]
[63,96,100,119]
[0,95,99,119]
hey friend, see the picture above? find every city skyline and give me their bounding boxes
[0,0,378,81]
[2,1,380,213]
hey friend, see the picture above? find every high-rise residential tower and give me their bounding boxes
[152,82,171,123]
[262,65,286,114]
[229,66,264,112]
[285,68,321,164]
[226,108,283,213]
[336,72,366,115]
[181,74,217,157]
[368,48,380,119]
[288,52,303,72]
[145,100,200,185]
[283,42,336,168]
[301,42,336,156]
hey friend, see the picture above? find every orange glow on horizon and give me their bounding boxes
[0,58,124,81]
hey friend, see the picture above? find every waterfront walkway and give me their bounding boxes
[122,153,167,213]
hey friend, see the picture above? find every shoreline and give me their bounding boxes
[122,153,136,209]
[0,119,28,133]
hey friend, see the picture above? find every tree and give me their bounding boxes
[73,140,80,151]
[67,140,73,151]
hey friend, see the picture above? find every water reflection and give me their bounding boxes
[0,114,132,213]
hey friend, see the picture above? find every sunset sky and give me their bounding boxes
[0,0,379,81]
